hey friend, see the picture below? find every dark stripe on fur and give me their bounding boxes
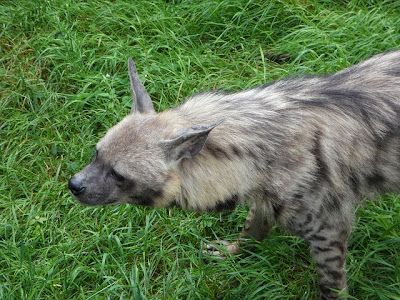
[132,196,154,206]
[326,269,343,280]
[314,246,333,253]
[325,194,341,212]
[316,223,334,235]
[246,149,258,160]
[325,255,343,262]
[316,205,325,219]
[329,241,345,255]
[367,172,385,186]
[311,130,330,183]
[304,213,313,225]
[297,227,314,236]
[298,88,391,143]
[131,189,162,207]
[272,202,284,219]
[319,283,335,295]
[317,264,343,281]
[205,142,230,160]
[349,170,360,195]
[293,193,303,200]
[214,195,238,211]
[230,144,243,158]
[309,234,327,241]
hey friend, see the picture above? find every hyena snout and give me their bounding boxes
[68,175,86,196]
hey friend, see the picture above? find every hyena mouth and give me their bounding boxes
[74,196,119,206]
[103,199,120,205]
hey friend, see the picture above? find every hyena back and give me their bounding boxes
[69,51,400,299]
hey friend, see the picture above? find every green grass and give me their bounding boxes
[1,0,400,299]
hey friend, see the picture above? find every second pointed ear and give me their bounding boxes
[128,58,155,114]
[162,120,224,161]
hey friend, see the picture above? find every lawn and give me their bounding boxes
[1,0,399,299]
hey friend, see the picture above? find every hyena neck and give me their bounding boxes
[173,129,277,212]
[176,156,250,212]
[165,96,298,212]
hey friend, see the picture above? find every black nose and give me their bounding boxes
[68,176,86,196]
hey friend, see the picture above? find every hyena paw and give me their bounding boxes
[203,240,240,258]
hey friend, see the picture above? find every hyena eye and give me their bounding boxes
[110,169,125,182]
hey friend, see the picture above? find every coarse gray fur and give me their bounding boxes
[69,50,400,299]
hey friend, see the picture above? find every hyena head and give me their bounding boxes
[69,58,220,207]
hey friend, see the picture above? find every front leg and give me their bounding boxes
[290,204,352,300]
[307,222,350,300]
[206,204,272,257]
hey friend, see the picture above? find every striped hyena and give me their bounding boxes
[69,50,400,299]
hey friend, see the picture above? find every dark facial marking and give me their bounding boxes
[130,195,153,206]
[110,168,125,183]
[130,189,162,207]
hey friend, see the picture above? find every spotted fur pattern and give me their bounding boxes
[69,51,400,299]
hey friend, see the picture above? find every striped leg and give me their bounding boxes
[308,224,349,300]
[292,206,351,300]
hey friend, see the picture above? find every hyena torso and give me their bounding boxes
[69,51,400,299]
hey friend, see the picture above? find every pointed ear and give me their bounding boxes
[128,58,155,114]
[163,119,224,161]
